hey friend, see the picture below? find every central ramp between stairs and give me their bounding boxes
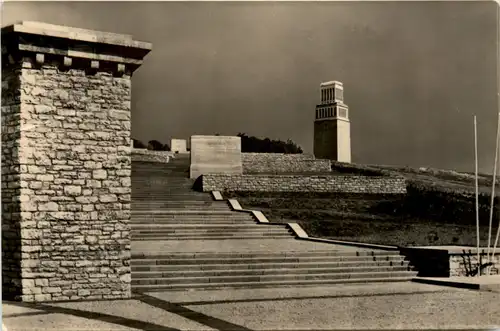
[131,154,417,292]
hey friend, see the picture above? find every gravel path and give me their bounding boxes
[2,299,215,331]
[148,281,454,305]
[185,288,500,330]
[4,283,499,330]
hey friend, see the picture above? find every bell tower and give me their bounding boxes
[313,81,351,162]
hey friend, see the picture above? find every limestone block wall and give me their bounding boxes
[12,64,132,302]
[201,174,407,194]
[131,148,173,163]
[242,153,331,173]
[1,21,151,302]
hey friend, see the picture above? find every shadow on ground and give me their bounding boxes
[2,292,250,331]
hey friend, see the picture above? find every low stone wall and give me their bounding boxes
[131,149,173,163]
[450,251,500,277]
[401,247,500,277]
[242,153,331,173]
[201,174,407,193]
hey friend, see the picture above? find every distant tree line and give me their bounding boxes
[132,134,303,154]
[132,138,171,151]
[237,133,303,154]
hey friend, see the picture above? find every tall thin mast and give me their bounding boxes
[475,115,480,277]
[487,112,500,263]
[489,3,500,269]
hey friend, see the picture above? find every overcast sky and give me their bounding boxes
[2,1,498,173]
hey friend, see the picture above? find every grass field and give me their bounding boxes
[224,163,500,247]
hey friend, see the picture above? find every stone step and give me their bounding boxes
[132,185,199,188]
[133,190,195,193]
[131,250,348,259]
[132,230,291,237]
[132,169,188,172]
[132,209,231,212]
[133,183,191,185]
[131,224,284,230]
[131,277,415,292]
[131,210,245,215]
[131,271,418,286]
[131,254,406,265]
[131,216,259,226]
[132,208,231,212]
[131,219,255,225]
[132,197,214,202]
[132,189,201,192]
[132,190,194,193]
[132,171,189,174]
[131,214,254,219]
[131,227,290,233]
[132,233,293,240]
[131,178,191,180]
[131,194,211,198]
[133,178,188,180]
[133,161,189,165]
[132,175,189,178]
[131,202,229,207]
[132,265,413,279]
[131,235,293,241]
[132,169,189,172]
[132,205,230,210]
[132,196,207,200]
[133,189,193,191]
[132,204,229,207]
[131,194,209,197]
[132,200,213,201]
[132,165,189,169]
[132,199,224,202]
[131,260,410,272]
[132,172,189,175]
[132,186,195,190]
[133,176,190,179]
[132,175,189,179]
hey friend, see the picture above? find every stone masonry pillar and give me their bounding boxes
[1,21,151,302]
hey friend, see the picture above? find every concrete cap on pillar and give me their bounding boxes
[1,21,152,76]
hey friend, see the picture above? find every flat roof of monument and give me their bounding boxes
[320,81,343,87]
[2,21,152,50]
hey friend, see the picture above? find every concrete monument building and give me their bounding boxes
[313,81,351,162]
[171,138,188,153]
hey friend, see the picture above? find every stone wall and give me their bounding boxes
[450,252,499,277]
[131,148,172,163]
[201,174,407,193]
[401,247,500,277]
[242,153,331,173]
[1,21,151,302]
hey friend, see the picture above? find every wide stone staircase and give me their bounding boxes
[131,154,418,292]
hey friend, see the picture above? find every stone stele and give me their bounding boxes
[1,21,151,302]
[171,138,188,153]
[189,135,243,179]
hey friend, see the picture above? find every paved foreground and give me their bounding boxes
[3,282,500,330]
